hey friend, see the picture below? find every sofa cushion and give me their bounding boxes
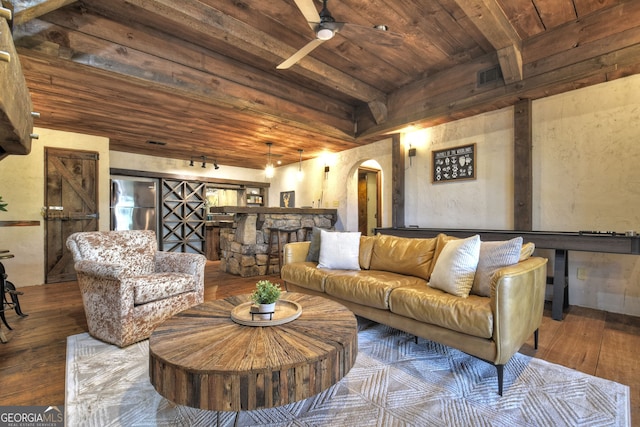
[130,273,196,305]
[318,230,361,270]
[369,234,437,280]
[389,283,493,339]
[520,242,535,261]
[281,262,341,292]
[324,270,427,310]
[305,227,327,262]
[429,235,481,297]
[471,237,523,297]
[359,235,377,270]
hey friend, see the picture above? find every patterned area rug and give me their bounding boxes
[66,321,630,426]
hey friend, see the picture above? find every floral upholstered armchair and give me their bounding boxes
[66,230,208,347]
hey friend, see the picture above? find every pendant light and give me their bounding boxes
[265,142,274,178]
[297,149,304,181]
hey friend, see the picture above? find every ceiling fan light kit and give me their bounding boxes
[316,26,334,40]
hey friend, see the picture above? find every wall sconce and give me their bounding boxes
[408,145,417,166]
[265,142,274,178]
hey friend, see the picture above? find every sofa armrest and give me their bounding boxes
[491,256,548,365]
[74,260,124,280]
[74,260,135,318]
[283,242,311,265]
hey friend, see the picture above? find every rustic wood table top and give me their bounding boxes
[149,292,358,412]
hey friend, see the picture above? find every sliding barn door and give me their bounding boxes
[44,148,99,283]
[160,179,205,254]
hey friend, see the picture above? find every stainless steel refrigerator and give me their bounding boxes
[110,177,158,234]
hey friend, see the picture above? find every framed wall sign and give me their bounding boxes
[432,143,476,183]
[280,191,295,208]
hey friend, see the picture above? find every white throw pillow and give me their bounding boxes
[428,235,481,298]
[471,237,523,297]
[318,230,361,270]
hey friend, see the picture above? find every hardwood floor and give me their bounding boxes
[1,260,638,424]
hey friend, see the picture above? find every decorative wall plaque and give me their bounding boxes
[432,143,476,183]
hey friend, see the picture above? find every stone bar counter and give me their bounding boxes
[209,206,338,277]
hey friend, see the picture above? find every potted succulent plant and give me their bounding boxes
[250,280,282,317]
[0,196,7,212]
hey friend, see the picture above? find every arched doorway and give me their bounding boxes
[357,165,381,236]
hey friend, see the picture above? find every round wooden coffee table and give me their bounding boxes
[149,292,358,411]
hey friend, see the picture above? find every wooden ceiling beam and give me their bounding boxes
[120,0,388,114]
[357,41,640,140]
[39,6,355,120]
[357,2,640,139]
[12,0,77,24]
[14,20,357,141]
[0,18,33,158]
[451,0,523,84]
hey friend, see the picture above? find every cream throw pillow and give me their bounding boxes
[471,237,523,297]
[318,230,361,270]
[428,235,481,297]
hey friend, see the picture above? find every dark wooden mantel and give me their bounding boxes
[209,206,337,216]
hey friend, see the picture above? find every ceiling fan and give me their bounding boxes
[277,0,402,70]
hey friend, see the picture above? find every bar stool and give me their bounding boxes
[266,227,301,273]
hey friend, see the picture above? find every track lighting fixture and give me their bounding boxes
[188,155,220,170]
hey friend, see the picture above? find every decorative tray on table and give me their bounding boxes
[230,300,302,326]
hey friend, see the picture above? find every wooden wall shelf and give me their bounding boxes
[0,221,40,227]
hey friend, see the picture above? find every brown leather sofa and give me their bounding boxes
[281,233,548,395]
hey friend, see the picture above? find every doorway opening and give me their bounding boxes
[357,167,381,236]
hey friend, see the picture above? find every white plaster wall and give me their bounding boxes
[404,108,515,229]
[533,74,640,315]
[402,74,640,316]
[267,138,393,232]
[109,152,266,182]
[0,128,110,287]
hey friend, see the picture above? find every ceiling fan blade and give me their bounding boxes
[277,38,326,69]
[293,0,320,31]
[340,23,404,47]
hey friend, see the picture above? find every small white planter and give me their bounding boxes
[257,302,276,320]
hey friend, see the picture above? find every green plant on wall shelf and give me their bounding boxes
[0,196,7,212]
[250,280,282,305]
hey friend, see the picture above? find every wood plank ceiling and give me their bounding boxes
[8,0,640,169]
